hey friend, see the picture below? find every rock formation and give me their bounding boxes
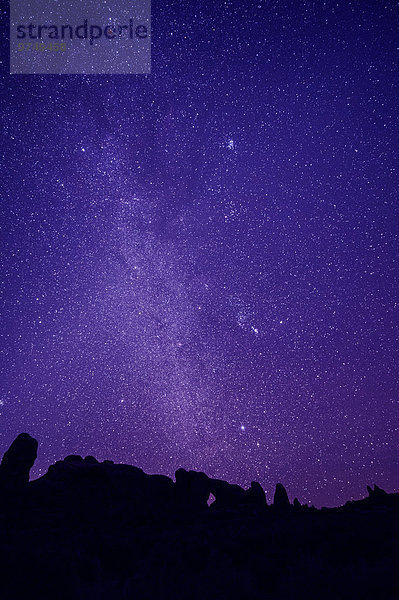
[273,482,291,510]
[0,434,397,600]
[0,432,38,491]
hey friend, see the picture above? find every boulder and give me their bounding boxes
[64,455,84,464]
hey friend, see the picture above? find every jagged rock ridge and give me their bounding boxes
[0,434,397,600]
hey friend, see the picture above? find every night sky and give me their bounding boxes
[1,0,398,507]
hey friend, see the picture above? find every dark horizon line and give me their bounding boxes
[3,432,397,513]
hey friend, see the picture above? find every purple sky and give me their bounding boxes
[1,0,398,507]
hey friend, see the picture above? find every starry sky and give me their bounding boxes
[1,0,398,507]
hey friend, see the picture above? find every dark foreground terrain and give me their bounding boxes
[0,433,398,599]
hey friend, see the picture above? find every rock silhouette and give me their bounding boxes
[174,468,211,510]
[273,482,291,510]
[209,478,246,509]
[0,432,38,491]
[0,433,398,600]
[245,480,267,506]
[293,497,301,510]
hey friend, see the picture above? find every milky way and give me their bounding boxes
[1,0,398,506]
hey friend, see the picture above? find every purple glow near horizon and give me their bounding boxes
[1,0,398,507]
